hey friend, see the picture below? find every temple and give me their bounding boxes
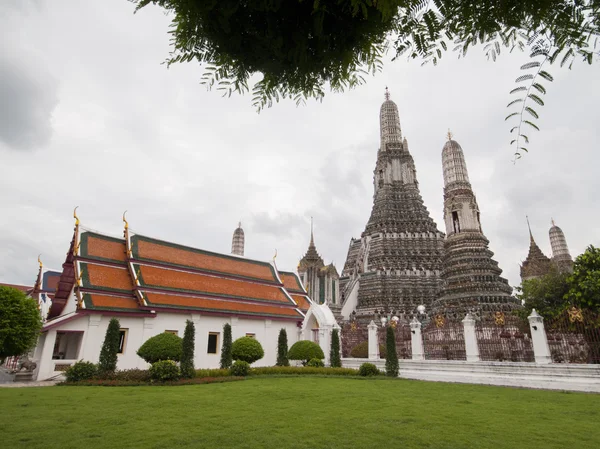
[231,222,245,256]
[30,213,341,380]
[520,218,553,281]
[432,136,519,316]
[339,89,445,320]
[549,219,573,274]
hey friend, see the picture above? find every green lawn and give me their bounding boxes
[1,377,599,449]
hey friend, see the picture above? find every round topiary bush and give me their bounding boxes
[149,360,180,382]
[65,360,97,382]
[350,341,387,359]
[231,337,264,364]
[230,360,250,377]
[307,358,325,368]
[288,340,325,366]
[358,362,380,377]
[137,332,183,364]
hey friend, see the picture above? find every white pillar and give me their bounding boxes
[367,320,379,360]
[410,318,424,360]
[319,327,330,365]
[528,309,552,364]
[36,329,57,381]
[462,313,480,362]
[78,314,103,365]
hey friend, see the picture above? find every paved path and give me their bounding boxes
[0,380,59,388]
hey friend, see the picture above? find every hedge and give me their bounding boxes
[288,340,324,365]
[137,332,183,364]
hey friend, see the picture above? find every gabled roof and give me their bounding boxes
[49,226,304,321]
[278,271,306,294]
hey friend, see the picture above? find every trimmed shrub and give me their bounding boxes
[98,318,121,374]
[349,341,387,359]
[65,360,97,382]
[307,358,325,367]
[150,360,180,382]
[231,337,264,364]
[358,362,380,377]
[137,332,183,364]
[101,369,151,382]
[276,328,289,366]
[385,326,399,377]
[195,368,231,378]
[230,360,250,377]
[288,340,324,365]
[220,323,233,369]
[180,320,195,378]
[250,366,358,376]
[330,328,341,368]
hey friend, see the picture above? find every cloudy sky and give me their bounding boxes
[1,0,599,290]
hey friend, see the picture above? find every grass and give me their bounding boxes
[1,377,599,449]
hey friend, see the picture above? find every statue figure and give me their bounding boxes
[17,355,37,373]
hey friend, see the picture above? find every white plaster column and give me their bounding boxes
[81,314,103,364]
[36,329,57,380]
[410,318,424,361]
[528,309,552,364]
[367,320,379,360]
[462,313,480,362]
[230,317,239,340]
[318,327,331,365]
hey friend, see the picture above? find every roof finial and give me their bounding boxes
[551,217,556,227]
[238,220,242,228]
[38,254,43,269]
[526,215,534,242]
[447,129,453,141]
[73,206,80,226]
[310,216,315,247]
[384,86,390,101]
[123,210,129,230]
[273,249,277,261]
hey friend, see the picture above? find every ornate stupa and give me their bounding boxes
[297,219,340,306]
[549,219,573,274]
[432,135,519,316]
[231,222,245,256]
[520,217,552,281]
[339,89,445,319]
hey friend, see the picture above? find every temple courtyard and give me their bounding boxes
[1,377,598,449]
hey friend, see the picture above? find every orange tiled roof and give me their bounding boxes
[81,263,133,293]
[278,271,305,293]
[81,232,127,263]
[136,264,293,305]
[144,292,303,318]
[131,235,278,283]
[291,294,312,312]
[83,293,140,311]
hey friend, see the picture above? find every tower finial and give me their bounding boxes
[526,215,533,242]
[73,206,80,226]
[310,216,315,247]
[384,86,390,101]
[123,210,129,230]
[447,129,453,141]
[38,254,43,269]
[551,217,556,227]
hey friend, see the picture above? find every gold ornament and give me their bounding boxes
[435,315,445,328]
[494,311,505,326]
[568,307,584,323]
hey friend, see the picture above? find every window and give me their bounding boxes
[452,211,461,233]
[207,332,219,354]
[245,333,256,339]
[165,330,179,336]
[118,329,128,354]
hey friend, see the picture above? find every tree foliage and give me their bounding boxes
[288,340,325,365]
[231,336,264,364]
[99,318,122,373]
[220,323,233,369]
[567,245,600,311]
[137,332,183,364]
[516,267,571,319]
[276,328,289,367]
[0,286,42,361]
[132,0,600,154]
[180,320,195,378]
[330,328,342,368]
[385,326,399,377]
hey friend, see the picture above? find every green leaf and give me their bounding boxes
[505,112,519,121]
[528,94,545,106]
[539,71,554,82]
[524,120,540,131]
[531,83,546,94]
[515,74,534,83]
[525,107,539,119]
[507,99,524,107]
[510,86,527,94]
[520,61,541,70]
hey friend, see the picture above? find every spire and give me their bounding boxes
[521,218,552,281]
[447,129,453,141]
[549,218,573,272]
[309,216,315,248]
[231,222,245,256]
[441,136,470,187]
[379,87,402,150]
[551,217,555,227]
[526,215,534,242]
[384,86,390,101]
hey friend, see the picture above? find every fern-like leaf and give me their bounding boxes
[524,107,539,119]
[528,94,545,106]
[523,120,540,131]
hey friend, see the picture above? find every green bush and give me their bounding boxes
[330,328,342,368]
[220,323,233,369]
[149,360,180,382]
[385,326,399,377]
[251,366,358,376]
[288,340,324,365]
[195,368,231,378]
[231,337,264,364]
[100,368,151,382]
[137,332,183,364]
[98,318,121,374]
[276,328,289,367]
[350,341,387,358]
[230,360,250,377]
[307,358,325,367]
[358,363,380,377]
[65,361,98,382]
[180,320,195,378]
